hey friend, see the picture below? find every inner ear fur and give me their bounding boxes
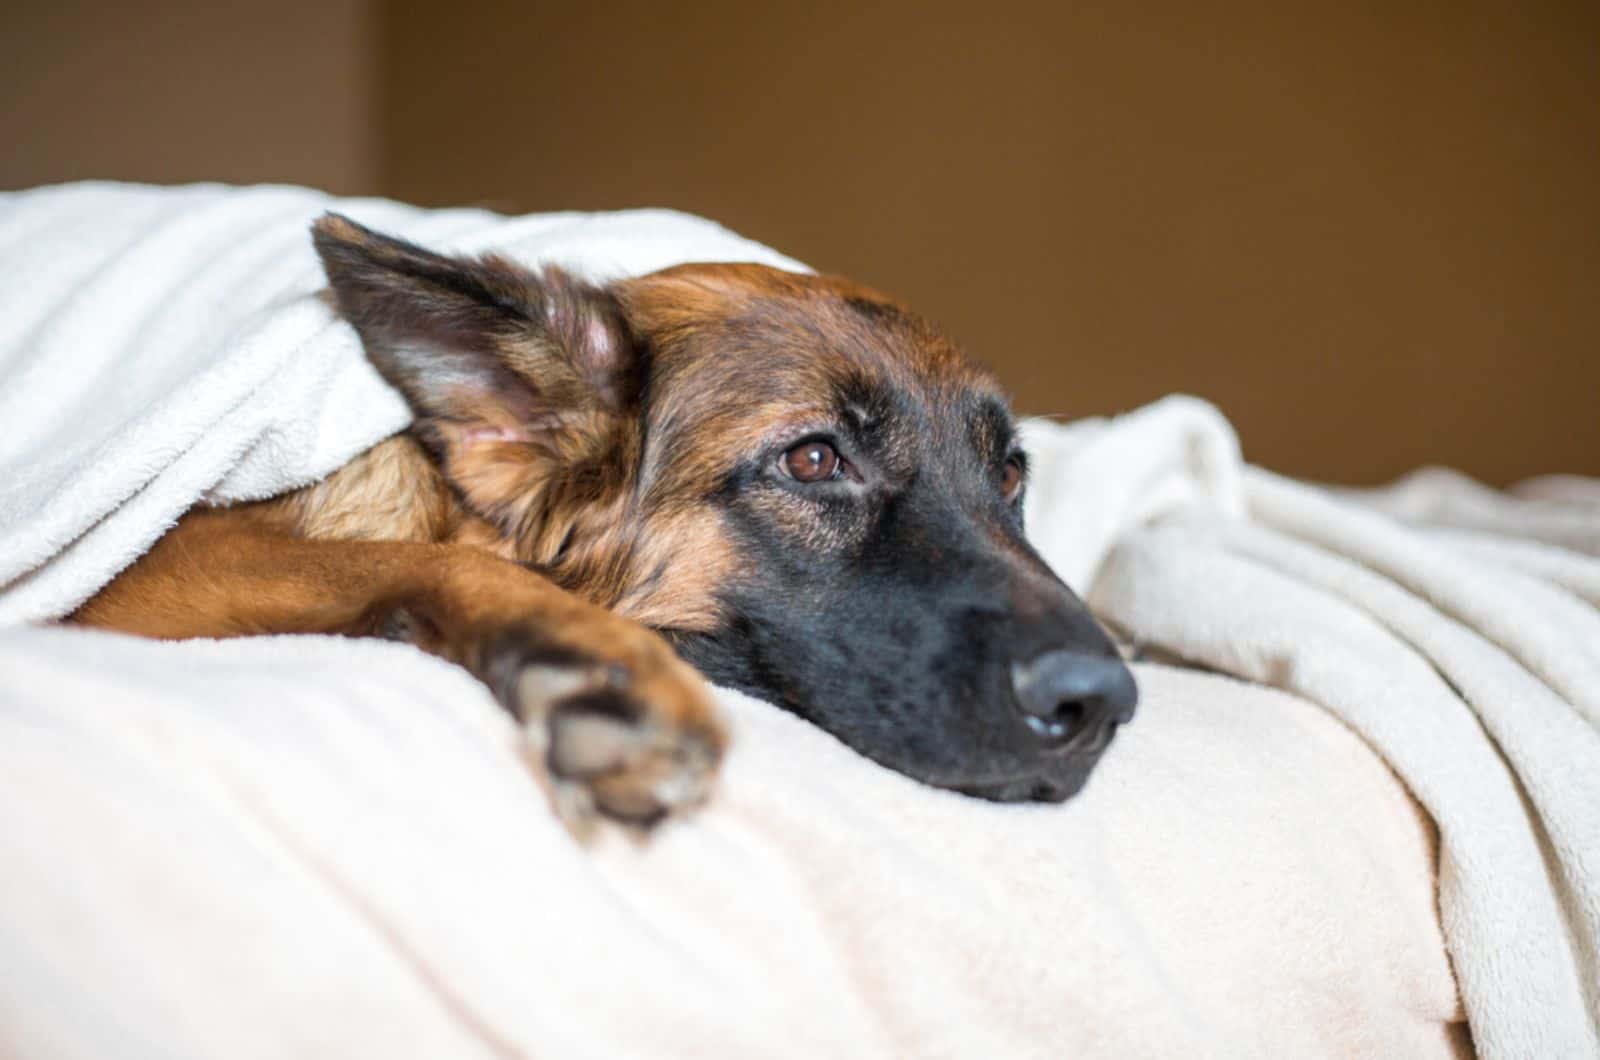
[311,212,643,558]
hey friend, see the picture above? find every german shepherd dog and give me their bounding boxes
[73,214,1137,826]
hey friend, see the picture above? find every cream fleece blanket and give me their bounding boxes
[0,629,1462,1060]
[1057,413,1600,1059]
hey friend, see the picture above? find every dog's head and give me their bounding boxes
[314,214,1137,802]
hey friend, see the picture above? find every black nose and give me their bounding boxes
[1010,650,1138,750]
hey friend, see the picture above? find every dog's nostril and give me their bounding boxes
[1011,650,1139,747]
[1022,700,1083,741]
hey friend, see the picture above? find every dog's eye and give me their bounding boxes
[783,440,841,483]
[1000,455,1024,502]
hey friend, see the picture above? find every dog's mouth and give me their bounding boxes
[950,770,1090,804]
[939,741,1118,804]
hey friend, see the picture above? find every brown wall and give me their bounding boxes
[383,2,1599,485]
[1,1,378,194]
[3,3,1595,485]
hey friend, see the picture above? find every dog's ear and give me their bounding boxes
[311,213,641,555]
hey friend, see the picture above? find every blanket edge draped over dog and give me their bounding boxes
[0,182,808,624]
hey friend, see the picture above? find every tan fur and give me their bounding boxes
[270,435,462,544]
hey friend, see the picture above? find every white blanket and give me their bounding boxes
[3,184,1596,1057]
[1030,406,1600,1056]
[0,182,805,624]
[0,630,1462,1060]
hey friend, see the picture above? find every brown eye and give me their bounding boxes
[1000,456,1024,501]
[784,440,840,482]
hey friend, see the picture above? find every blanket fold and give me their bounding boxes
[1068,445,1600,1058]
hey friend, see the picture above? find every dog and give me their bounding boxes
[71,213,1138,826]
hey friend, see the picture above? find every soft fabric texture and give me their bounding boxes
[2,183,1595,1057]
[0,182,805,625]
[0,629,1462,1060]
[1025,405,1600,1056]
[1038,420,1600,1059]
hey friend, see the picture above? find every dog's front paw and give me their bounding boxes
[486,627,726,831]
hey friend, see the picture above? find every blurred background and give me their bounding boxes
[4,1,1595,485]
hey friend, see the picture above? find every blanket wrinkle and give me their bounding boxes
[1352,467,1600,556]
[1020,394,1243,594]
[1084,449,1600,1059]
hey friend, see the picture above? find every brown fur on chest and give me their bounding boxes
[267,435,471,546]
[261,432,733,634]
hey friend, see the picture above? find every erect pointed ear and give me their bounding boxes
[311,212,642,551]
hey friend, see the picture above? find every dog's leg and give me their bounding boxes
[72,507,725,828]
